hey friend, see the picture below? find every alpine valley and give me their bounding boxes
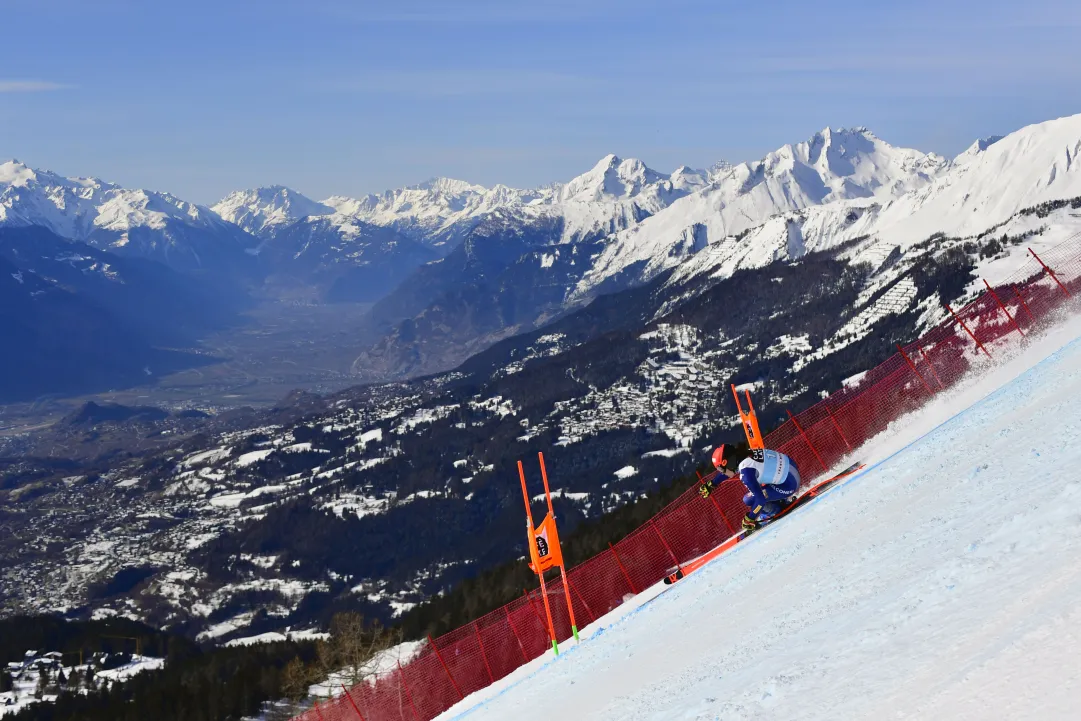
[3,113,1081,643]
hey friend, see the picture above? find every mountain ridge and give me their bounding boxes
[6,113,1081,645]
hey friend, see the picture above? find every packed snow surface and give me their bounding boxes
[437,311,1081,720]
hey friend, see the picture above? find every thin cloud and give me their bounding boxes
[0,80,70,93]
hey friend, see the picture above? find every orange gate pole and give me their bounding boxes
[983,278,1024,337]
[538,452,579,641]
[518,460,560,655]
[518,462,562,652]
[314,699,328,721]
[732,385,765,450]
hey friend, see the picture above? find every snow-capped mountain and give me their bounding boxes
[355,129,952,378]
[6,114,1081,393]
[573,127,949,300]
[550,154,711,243]
[211,186,333,237]
[0,161,257,272]
[829,114,1081,247]
[214,155,707,253]
[670,113,1081,297]
[323,177,548,248]
[203,156,706,314]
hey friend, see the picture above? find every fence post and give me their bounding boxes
[397,661,422,721]
[427,634,464,700]
[1029,247,1072,297]
[502,607,530,663]
[918,347,945,390]
[339,685,366,721]
[786,409,827,473]
[650,520,681,570]
[522,588,550,635]
[314,699,327,721]
[708,491,738,535]
[1011,286,1035,321]
[698,468,734,532]
[566,575,596,624]
[983,278,1024,337]
[608,543,638,594]
[472,622,495,684]
[825,405,852,451]
[896,344,935,395]
[945,303,993,358]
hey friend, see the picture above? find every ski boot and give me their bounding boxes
[741,500,779,531]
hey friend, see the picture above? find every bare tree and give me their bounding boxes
[280,657,310,702]
[329,612,403,686]
[272,612,405,719]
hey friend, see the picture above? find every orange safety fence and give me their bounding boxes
[295,233,1081,721]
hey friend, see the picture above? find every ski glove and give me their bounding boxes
[698,481,713,499]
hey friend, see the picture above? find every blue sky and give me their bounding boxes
[2,0,1080,203]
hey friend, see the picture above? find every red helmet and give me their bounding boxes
[711,445,727,469]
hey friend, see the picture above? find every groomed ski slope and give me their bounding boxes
[436,312,1081,721]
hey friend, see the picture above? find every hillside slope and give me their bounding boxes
[438,313,1081,720]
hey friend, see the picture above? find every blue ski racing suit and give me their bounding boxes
[739,450,800,522]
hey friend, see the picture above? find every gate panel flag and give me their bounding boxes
[530,514,564,573]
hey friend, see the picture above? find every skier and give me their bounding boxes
[700,445,801,529]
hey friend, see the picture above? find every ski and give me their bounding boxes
[663,461,865,585]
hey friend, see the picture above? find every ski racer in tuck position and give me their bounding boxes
[700,445,801,530]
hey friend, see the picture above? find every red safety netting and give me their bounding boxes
[295,237,1081,721]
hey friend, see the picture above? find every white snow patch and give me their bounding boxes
[235,449,273,467]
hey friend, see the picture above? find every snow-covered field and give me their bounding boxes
[433,309,1081,720]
